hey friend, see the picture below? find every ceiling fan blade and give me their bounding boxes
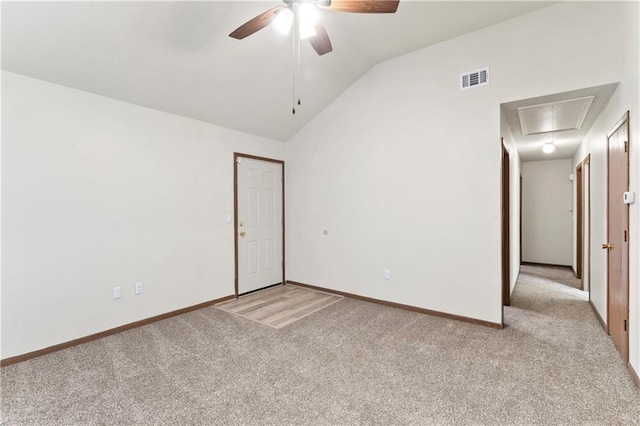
[319,1,399,14]
[309,23,333,56]
[229,6,285,40]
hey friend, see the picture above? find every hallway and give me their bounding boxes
[503,264,639,423]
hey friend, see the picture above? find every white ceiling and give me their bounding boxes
[501,83,619,162]
[2,1,555,141]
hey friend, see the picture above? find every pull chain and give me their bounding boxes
[291,5,297,114]
[296,18,302,108]
[291,4,302,115]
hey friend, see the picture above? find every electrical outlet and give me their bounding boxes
[135,282,143,295]
[384,270,391,280]
[113,287,122,299]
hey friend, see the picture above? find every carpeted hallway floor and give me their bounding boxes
[2,265,639,425]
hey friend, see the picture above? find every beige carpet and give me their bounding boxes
[2,265,639,425]
[215,284,343,328]
[520,263,584,290]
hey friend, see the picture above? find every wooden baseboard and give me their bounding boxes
[0,294,235,367]
[521,261,572,269]
[589,300,609,334]
[628,362,640,388]
[287,280,503,329]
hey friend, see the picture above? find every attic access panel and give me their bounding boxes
[517,96,594,136]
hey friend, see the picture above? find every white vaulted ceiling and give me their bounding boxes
[2,1,554,141]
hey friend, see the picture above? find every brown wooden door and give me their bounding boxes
[606,112,629,362]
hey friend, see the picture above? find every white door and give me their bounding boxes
[236,156,283,295]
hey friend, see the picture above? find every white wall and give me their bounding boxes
[501,109,522,296]
[521,160,573,266]
[1,71,285,359]
[572,1,639,373]
[285,2,625,325]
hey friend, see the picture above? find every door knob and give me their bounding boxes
[239,231,246,237]
[602,243,613,250]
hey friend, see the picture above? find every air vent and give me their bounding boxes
[460,67,489,90]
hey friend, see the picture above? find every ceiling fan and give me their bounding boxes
[229,0,400,56]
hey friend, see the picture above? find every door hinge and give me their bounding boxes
[624,230,628,242]
[624,319,627,331]
[624,141,628,153]
[236,157,242,164]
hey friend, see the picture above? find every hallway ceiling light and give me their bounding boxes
[542,106,557,154]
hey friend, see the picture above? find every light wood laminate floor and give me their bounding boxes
[215,284,343,329]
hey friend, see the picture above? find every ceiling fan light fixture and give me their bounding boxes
[299,3,320,25]
[273,8,294,34]
[298,2,320,39]
[299,20,317,39]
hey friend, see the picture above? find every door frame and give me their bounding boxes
[605,111,630,361]
[582,155,591,296]
[233,153,285,298]
[501,139,511,307]
[520,173,523,265]
[576,162,583,281]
